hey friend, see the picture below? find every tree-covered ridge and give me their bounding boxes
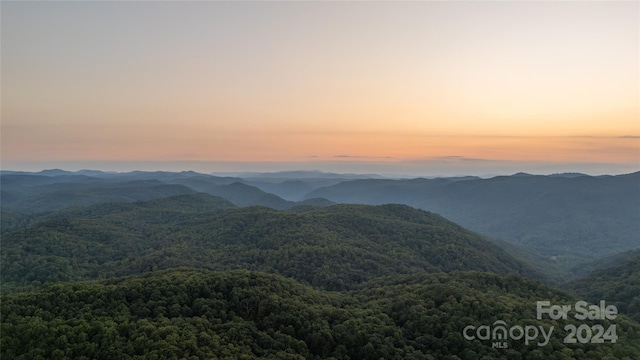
[1,197,544,291]
[2,268,639,360]
[567,254,640,322]
[568,249,640,278]
[305,172,640,266]
[0,178,197,213]
[0,172,333,214]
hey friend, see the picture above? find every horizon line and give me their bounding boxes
[1,160,638,179]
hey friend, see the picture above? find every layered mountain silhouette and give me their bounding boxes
[304,172,640,263]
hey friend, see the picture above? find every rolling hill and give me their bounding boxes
[567,254,640,322]
[1,194,543,291]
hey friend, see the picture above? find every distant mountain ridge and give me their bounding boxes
[304,171,640,266]
[0,178,197,213]
[0,171,333,212]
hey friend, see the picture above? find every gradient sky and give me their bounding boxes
[2,1,638,176]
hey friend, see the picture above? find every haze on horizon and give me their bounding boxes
[1,1,638,177]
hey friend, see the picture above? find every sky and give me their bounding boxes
[2,1,638,176]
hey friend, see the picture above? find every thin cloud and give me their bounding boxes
[431,156,488,162]
[334,155,394,159]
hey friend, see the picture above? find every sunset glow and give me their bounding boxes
[2,1,638,175]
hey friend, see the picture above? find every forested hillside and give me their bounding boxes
[3,268,640,359]
[305,172,640,266]
[567,255,640,322]
[1,195,541,291]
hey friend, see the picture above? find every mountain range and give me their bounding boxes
[303,172,640,267]
[1,169,639,358]
[5,169,637,274]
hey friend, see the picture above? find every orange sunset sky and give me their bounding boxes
[1,1,638,176]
